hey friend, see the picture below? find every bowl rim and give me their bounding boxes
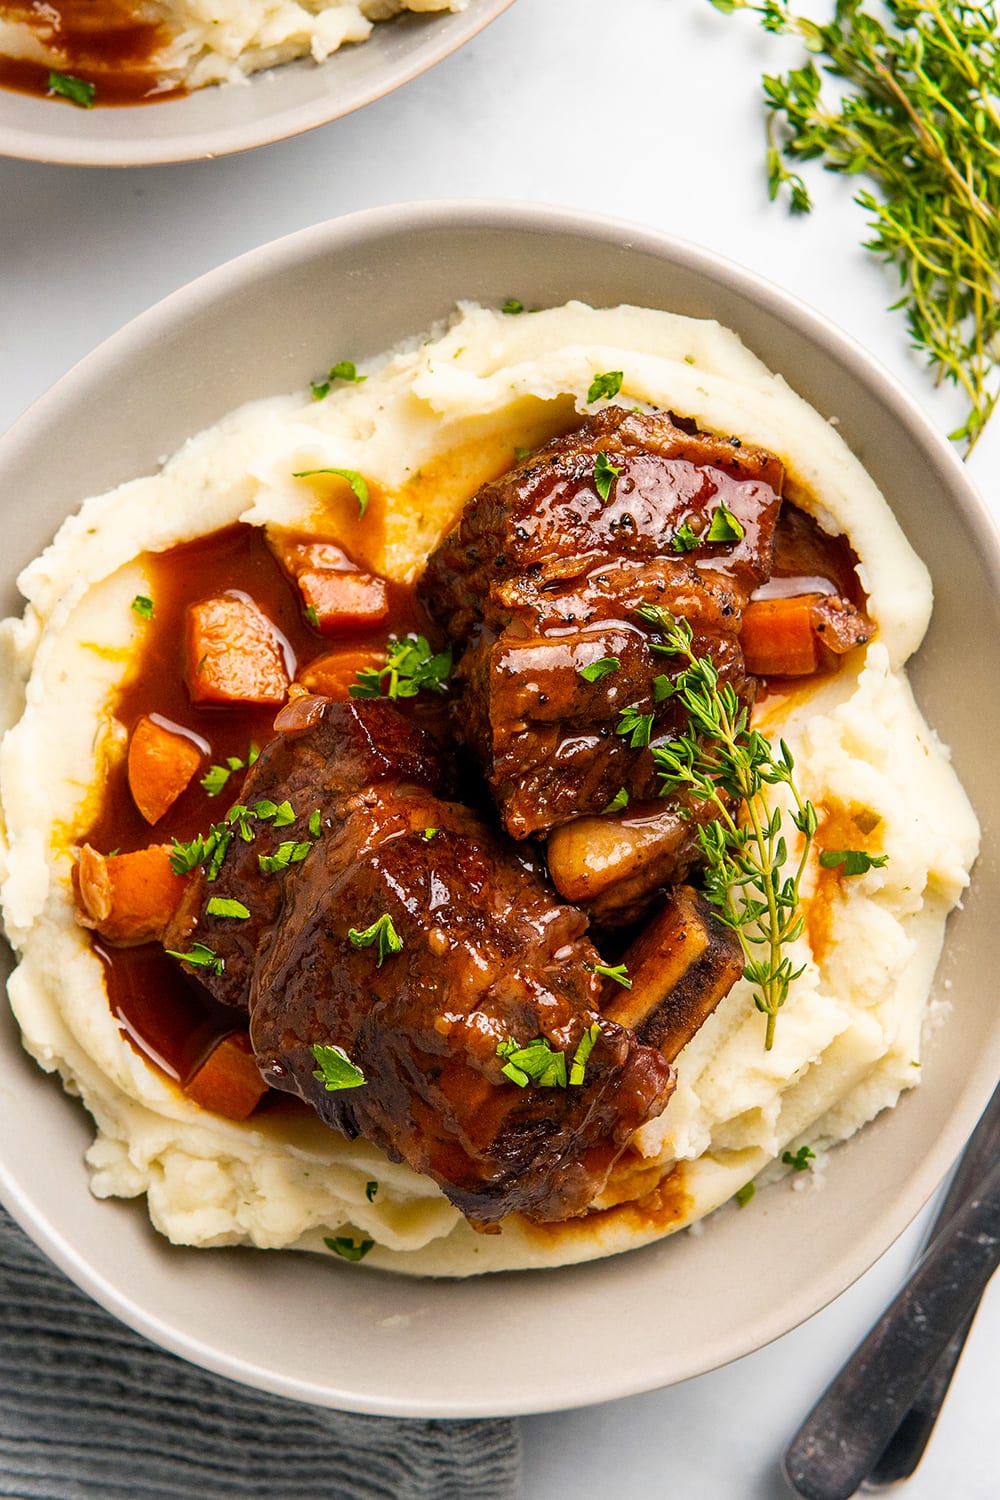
[0,0,515,167]
[1,199,999,1416]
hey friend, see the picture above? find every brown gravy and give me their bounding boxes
[82,500,863,1098]
[0,0,183,106]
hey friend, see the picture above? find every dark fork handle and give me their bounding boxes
[782,1155,1000,1500]
[861,1302,978,1486]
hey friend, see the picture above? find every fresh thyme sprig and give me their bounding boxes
[708,0,1000,451]
[638,605,818,1049]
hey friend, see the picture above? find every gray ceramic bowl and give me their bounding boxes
[0,0,513,166]
[1,202,998,1417]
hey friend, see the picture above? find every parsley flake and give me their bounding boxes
[569,1023,601,1086]
[258,841,312,874]
[501,298,525,315]
[201,764,233,797]
[601,786,630,815]
[165,943,224,976]
[735,1181,756,1208]
[308,809,322,838]
[422,827,439,841]
[782,1145,816,1172]
[705,502,745,544]
[292,467,370,518]
[205,897,250,920]
[819,849,889,876]
[671,521,701,553]
[311,1044,366,1091]
[497,1037,567,1089]
[304,604,319,628]
[348,913,403,966]
[615,705,655,748]
[591,962,632,990]
[578,656,621,683]
[324,1235,375,1262]
[350,635,452,701]
[130,595,153,620]
[311,360,367,400]
[587,370,624,403]
[593,450,621,502]
[48,70,95,107]
[365,1180,379,1202]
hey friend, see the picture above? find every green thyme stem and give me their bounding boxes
[640,606,817,1049]
[709,0,1000,452]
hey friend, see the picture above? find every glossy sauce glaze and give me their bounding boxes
[82,499,865,1103]
[0,0,182,106]
[87,521,437,1088]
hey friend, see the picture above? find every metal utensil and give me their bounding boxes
[782,1089,1000,1500]
[862,1082,1000,1487]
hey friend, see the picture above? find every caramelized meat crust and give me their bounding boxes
[168,699,677,1224]
[420,408,784,847]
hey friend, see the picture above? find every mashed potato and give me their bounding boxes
[0,0,465,100]
[0,301,979,1275]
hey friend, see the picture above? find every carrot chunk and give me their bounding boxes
[741,594,826,677]
[298,569,389,632]
[184,1031,267,1121]
[127,715,202,824]
[297,646,385,700]
[187,594,290,705]
[76,844,188,945]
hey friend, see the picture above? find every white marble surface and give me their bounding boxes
[1,0,998,1495]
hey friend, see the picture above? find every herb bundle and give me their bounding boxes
[639,605,818,1049]
[708,0,1000,451]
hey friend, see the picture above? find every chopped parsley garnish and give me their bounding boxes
[498,1026,601,1089]
[226,804,257,843]
[782,1145,816,1172]
[201,749,257,799]
[590,962,632,990]
[310,360,367,400]
[304,604,319,628]
[735,1181,756,1207]
[252,798,295,828]
[422,827,439,841]
[324,1235,375,1262]
[350,634,452,701]
[308,809,322,838]
[578,656,621,683]
[569,1023,601,1086]
[671,521,701,553]
[130,595,153,620]
[587,370,624,403]
[258,841,312,874]
[501,298,525,315]
[348,913,403,967]
[593,450,621,502]
[601,786,630,815]
[705,502,745,544]
[818,849,889,876]
[201,764,234,798]
[513,445,532,460]
[292,467,370,518]
[170,828,229,877]
[615,705,655,748]
[205,897,251,920]
[497,1036,567,1089]
[48,70,95,107]
[365,1180,379,1202]
[311,1043,366,1091]
[165,942,224,975]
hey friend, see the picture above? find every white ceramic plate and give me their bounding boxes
[1,202,998,1417]
[0,0,513,167]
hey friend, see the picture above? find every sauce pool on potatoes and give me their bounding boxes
[81,501,864,1108]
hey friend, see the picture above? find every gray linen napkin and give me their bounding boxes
[0,1206,520,1500]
